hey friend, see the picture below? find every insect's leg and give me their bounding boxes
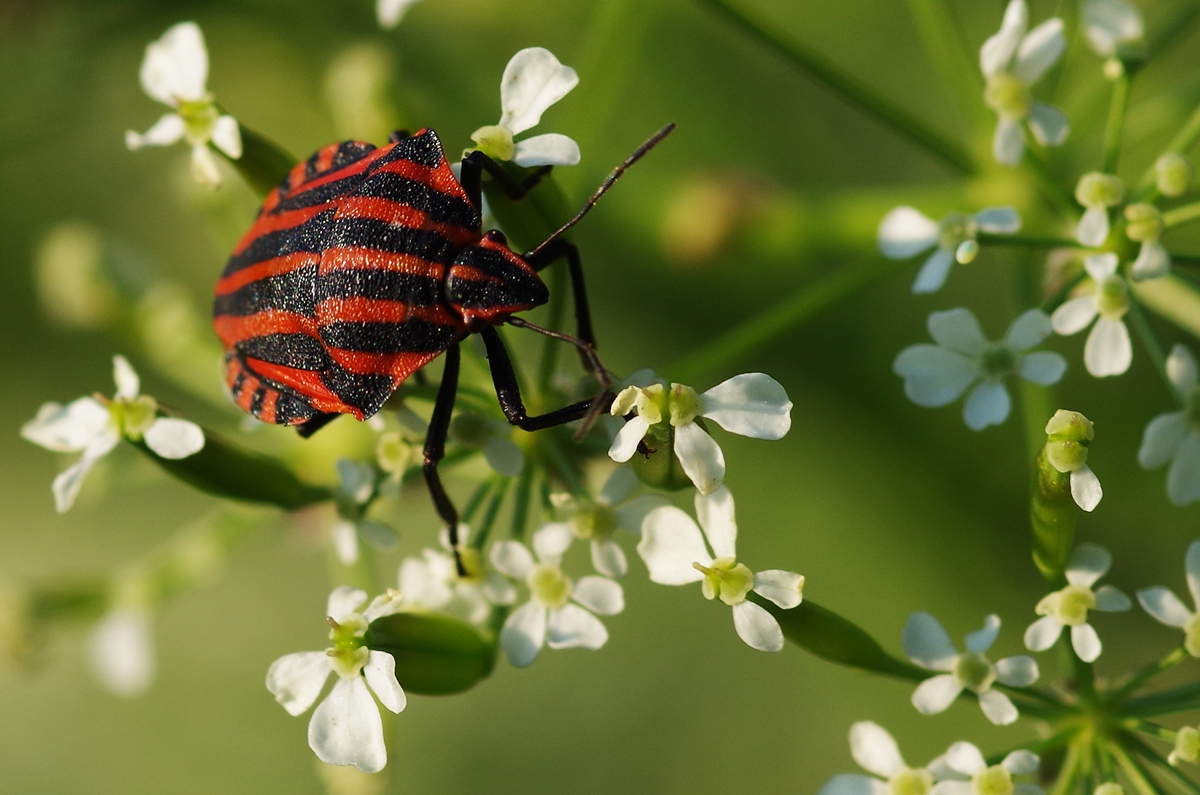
[424,343,465,569]
[480,326,612,439]
[522,238,595,365]
[295,412,341,438]
[459,151,552,207]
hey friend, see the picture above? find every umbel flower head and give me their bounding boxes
[902,613,1039,725]
[877,206,1021,294]
[638,487,804,652]
[469,47,581,168]
[125,22,242,188]
[1024,543,1131,662]
[550,467,669,578]
[265,587,406,774]
[1051,254,1133,378]
[1138,540,1200,656]
[981,0,1068,166]
[21,355,205,512]
[893,308,1066,431]
[397,524,516,625]
[1138,344,1200,505]
[817,721,943,795]
[608,373,793,495]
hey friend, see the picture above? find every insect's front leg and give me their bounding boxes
[423,343,466,572]
[458,150,552,209]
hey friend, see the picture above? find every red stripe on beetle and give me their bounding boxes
[215,252,320,296]
[214,311,319,347]
[333,196,480,247]
[316,297,463,328]
[324,348,440,381]
[244,357,359,417]
[318,247,449,279]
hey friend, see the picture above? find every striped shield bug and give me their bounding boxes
[212,124,673,553]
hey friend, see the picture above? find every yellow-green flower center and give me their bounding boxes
[527,562,573,609]
[953,651,998,693]
[888,767,934,795]
[1076,172,1125,209]
[938,212,979,253]
[326,613,369,679]
[571,504,619,540]
[177,98,219,146]
[668,383,702,427]
[695,557,754,606]
[376,432,412,474]
[985,73,1031,119]
[470,124,516,162]
[1096,275,1130,320]
[979,343,1017,379]
[110,395,158,439]
[1037,584,1096,626]
[972,765,1014,795]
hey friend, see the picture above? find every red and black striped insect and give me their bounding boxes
[213,125,672,550]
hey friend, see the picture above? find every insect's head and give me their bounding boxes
[445,229,548,328]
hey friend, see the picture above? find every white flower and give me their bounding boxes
[21,355,205,512]
[490,524,624,667]
[932,742,1044,795]
[878,206,1021,294]
[902,613,1039,725]
[981,0,1069,166]
[817,721,944,795]
[1074,173,1125,247]
[470,48,580,168]
[265,587,406,774]
[376,0,423,29]
[396,525,516,624]
[893,308,1067,431]
[1171,726,1200,766]
[608,373,792,496]
[1083,0,1144,60]
[1138,541,1200,655]
[1024,544,1131,662]
[1124,202,1170,281]
[1050,254,1133,377]
[637,487,804,652]
[125,22,242,188]
[550,467,670,578]
[88,607,155,697]
[1139,345,1200,505]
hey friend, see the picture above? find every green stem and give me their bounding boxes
[985,726,1079,765]
[508,465,535,542]
[1110,741,1165,795]
[1133,275,1200,344]
[537,264,568,394]
[1164,202,1200,230]
[539,436,588,497]
[904,0,981,128]
[1103,74,1131,174]
[1112,646,1189,702]
[1021,139,1079,219]
[667,258,903,384]
[1050,740,1085,795]
[472,477,511,552]
[978,232,1083,249]
[1127,719,1178,743]
[460,478,497,526]
[228,124,297,198]
[1127,679,1200,716]
[1127,297,1174,397]
[1136,101,1200,201]
[1125,733,1200,795]
[692,0,976,175]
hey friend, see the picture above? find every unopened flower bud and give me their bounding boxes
[1157,153,1193,198]
[1170,725,1200,765]
[1103,58,1124,80]
[955,239,979,264]
[1044,410,1094,473]
[1076,172,1125,208]
[1124,203,1163,242]
[1095,784,1124,795]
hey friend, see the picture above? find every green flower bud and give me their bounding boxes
[1103,58,1124,81]
[1124,202,1163,242]
[364,612,496,696]
[1076,172,1125,209]
[1170,725,1200,765]
[984,73,1031,119]
[955,239,979,264]
[1157,153,1193,198]
[1044,410,1094,473]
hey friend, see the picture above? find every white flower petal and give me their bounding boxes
[932,782,976,795]
[1070,465,1103,512]
[331,520,359,566]
[1066,543,1112,587]
[673,422,725,496]
[731,600,783,652]
[500,601,547,667]
[143,418,205,459]
[1085,0,1143,56]
[975,207,1021,234]
[88,608,155,697]
[209,115,242,159]
[490,540,535,580]
[53,433,120,513]
[996,655,1039,686]
[140,22,209,105]
[699,373,792,440]
[1051,296,1099,336]
[1024,615,1062,651]
[980,0,1029,77]
[308,677,387,773]
[1169,345,1199,394]
[1083,317,1132,377]
[1005,309,1053,351]
[376,0,423,29]
[1085,252,1120,281]
[546,603,608,650]
[818,774,888,795]
[912,674,963,714]
[126,113,186,150]
[363,651,406,714]
[112,355,140,399]
[512,133,581,167]
[928,308,988,356]
[498,47,579,135]
[979,689,1019,725]
[1168,432,1200,506]
[1019,352,1067,386]
[1094,584,1131,612]
[753,570,804,609]
[912,248,955,294]
[1015,18,1065,84]
[266,651,332,716]
[893,345,978,407]
[1137,587,1192,628]
[849,721,906,778]
[1071,623,1102,662]
[877,206,939,258]
[399,555,450,609]
[994,118,1026,166]
[21,397,111,452]
[902,612,958,670]
[963,380,1012,431]
[572,576,624,616]
[1187,540,1200,610]
[1131,241,1170,281]
[1077,207,1110,247]
[532,522,574,563]
[591,538,628,578]
[694,485,737,560]
[613,495,670,535]
[965,614,1001,653]
[637,506,710,585]
[945,741,987,775]
[599,466,638,506]
[327,586,368,622]
[482,571,517,605]
[1002,750,1040,775]
[608,415,651,462]
[1138,414,1187,469]
[1028,103,1069,146]
[191,144,222,188]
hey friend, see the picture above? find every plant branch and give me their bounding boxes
[1111,740,1168,795]
[1164,202,1200,230]
[1112,646,1190,702]
[978,232,1083,249]
[1103,74,1131,174]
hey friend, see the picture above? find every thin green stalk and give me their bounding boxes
[508,466,535,542]
[460,478,497,526]
[1112,646,1189,702]
[472,477,511,552]
[904,0,981,128]
[1133,275,1200,343]
[667,258,903,384]
[1021,139,1079,218]
[1050,740,1086,795]
[1147,0,1200,74]
[537,265,569,394]
[985,726,1080,765]
[1130,698,1200,718]
[1163,202,1200,230]
[978,232,1083,249]
[1096,740,1116,783]
[1128,297,1174,396]
[1136,101,1200,201]
[539,436,588,497]
[1126,733,1200,795]
[1070,643,1100,708]
[1127,679,1200,716]
[1127,719,1178,744]
[1111,741,1167,795]
[692,0,976,175]
[1103,74,1131,174]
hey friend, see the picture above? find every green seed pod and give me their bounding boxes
[1030,410,1097,584]
[1157,153,1193,198]
[1124,202,1163,242]
[1075,172,1125,208]
[628,426,694,492]
[364,612,496,695]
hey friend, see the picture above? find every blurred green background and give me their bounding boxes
[3,0,1200,792]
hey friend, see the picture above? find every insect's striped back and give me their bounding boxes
[213,130,482,425]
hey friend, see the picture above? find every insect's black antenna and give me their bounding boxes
[525,123,676,260]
